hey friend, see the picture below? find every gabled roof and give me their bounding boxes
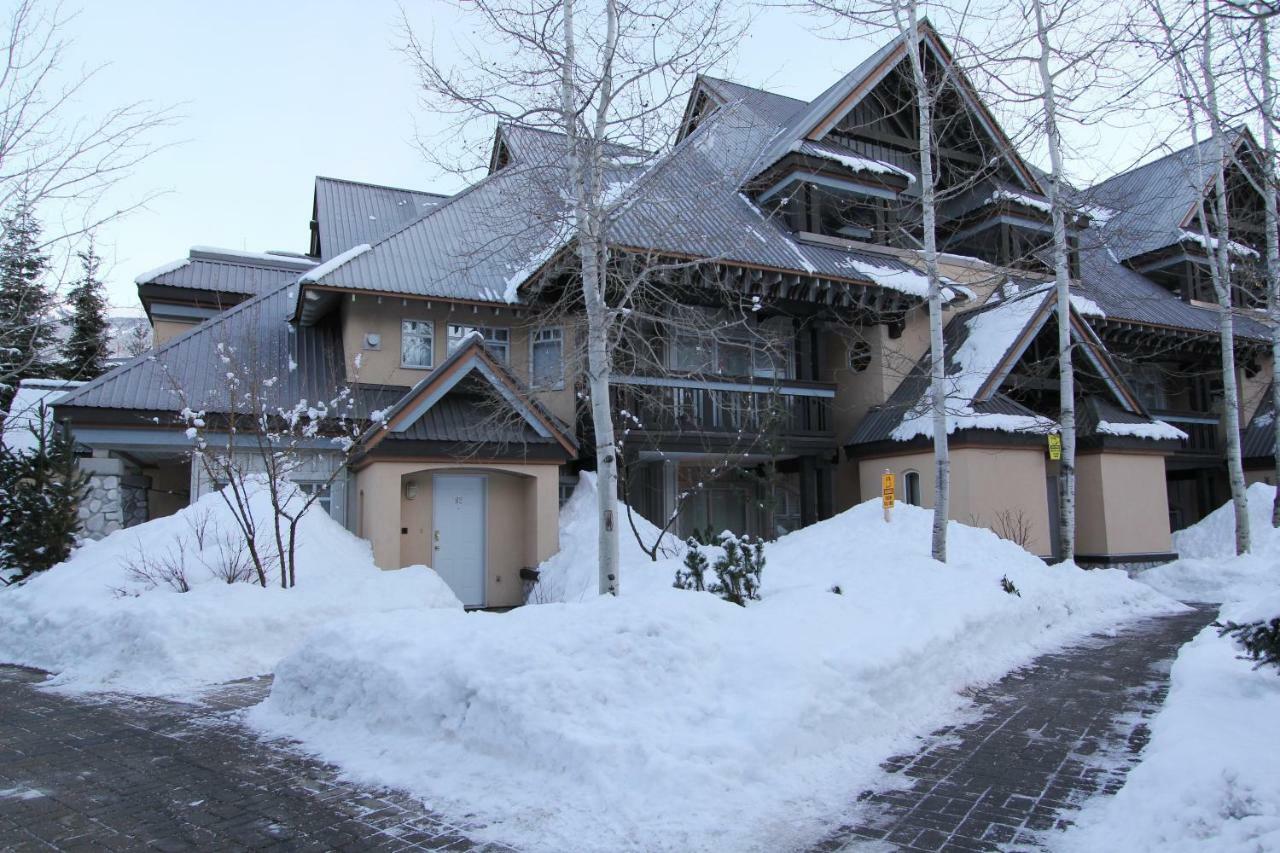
[1072,227,1270,343]
[1084,129,1252,263]
[54,280,343,416]
[312,176,450,260]
[691,76,808,129]
[360,332,576,456]
[300,103,941,314]
[747,21,1043,195]
[135,247,315,299]
[848,284,1169,447]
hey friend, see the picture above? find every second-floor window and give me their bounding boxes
[671,333,792,380]
[447,324,510,362]
[401,319,434,369]
[531,327,564,388]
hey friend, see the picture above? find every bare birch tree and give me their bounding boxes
[401,0,746,593]
[0,0,172,398]
[1141,0,1253,553]
[1223,0,1280,525]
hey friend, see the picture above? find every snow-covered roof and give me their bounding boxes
[2,379,83,451]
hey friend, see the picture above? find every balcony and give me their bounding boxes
[611,375,835,440]
[1155,411,1220,455]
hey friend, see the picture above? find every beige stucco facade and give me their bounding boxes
[856,445,1054,558]
[152,317,198,346]
[339,296,580,424]
[1073,451,1173,557]
[352,458,561,608]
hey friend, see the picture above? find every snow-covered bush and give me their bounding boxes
[709,532,763,606]
[1217,616,1280,673]
[673,538,708,592]
[0,479,461,695]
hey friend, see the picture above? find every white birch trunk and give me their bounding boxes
[902,2,950,562]
[560,0,621,594]
[1196,2,1251,555]
[1258,18,1280,528]
[1033,0,1076,563]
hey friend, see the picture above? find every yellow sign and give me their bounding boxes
[1048,433,1062,460]
[881,472,895,509]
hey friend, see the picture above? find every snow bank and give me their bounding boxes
[0,482,460,696]
[1056,594,1280,852]
[1139,484,1280,604]
[252,476,1177,852]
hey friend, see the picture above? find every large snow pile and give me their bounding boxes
[250,476,1178,852]
[1141,483,1280,603]
[1172,482,1280,560]
[1,378,82,451]
[1056,594,1280,852]
[0,481,460,696]
[531,472,681,601]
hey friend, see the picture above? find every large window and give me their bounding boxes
[671,332,792,380]
[401,319,434,369]
[531,327,564,388]
[447,324,510,363]
[296,482,332,515]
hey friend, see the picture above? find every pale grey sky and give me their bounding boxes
[56,1,1160,313]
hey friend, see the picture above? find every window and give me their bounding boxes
[296,482,332,515]
[531,327,564,388]
[671,332,792,380]
[903,471,921,506]
[401,319,434,368]
[847,340,872,373]
[447,324,510,363]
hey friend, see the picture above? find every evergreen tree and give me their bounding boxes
[61,241,110,380]
[0,190,54,409]
[0,404,86,582]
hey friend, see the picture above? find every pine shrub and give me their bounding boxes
[1000,575,1021,597]
[673,537,708,592]
[709,532,764,607]
[1216,617,1280,672]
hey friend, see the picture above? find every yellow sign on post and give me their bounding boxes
[1048,433,1062,461]
[882,470,895,522]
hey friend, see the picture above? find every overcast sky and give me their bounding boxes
[57,1,1163,313]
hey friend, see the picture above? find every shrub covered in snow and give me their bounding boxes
[0,481,460,695]
[0,412,86,582]
[1216,616,1280,673]
[251,474,1178,852]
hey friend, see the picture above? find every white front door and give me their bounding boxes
[432,475,487,607]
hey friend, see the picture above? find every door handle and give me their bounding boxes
[433,529,440,551]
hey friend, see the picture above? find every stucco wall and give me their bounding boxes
[339,297,579,424]
[1075,451,1173,557]
[1245,467,1276,488]
[1240,356,1273,423]
[152,318,197,346]
[353,459,561,608]
[859,446,1052,557]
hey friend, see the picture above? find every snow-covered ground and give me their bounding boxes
[1141,482,1280,604]
[1054,487,1280,852]
[250,475,1177,853]
[0,482,460,696]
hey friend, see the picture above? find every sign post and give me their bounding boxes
[882,469,895,523]
[1048,433,1062,461]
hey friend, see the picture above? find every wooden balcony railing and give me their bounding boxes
[611,375,835,437]
[1155,411,1220,454]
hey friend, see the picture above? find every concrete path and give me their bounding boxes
[810,605,1214,852]
[0,666,508,852]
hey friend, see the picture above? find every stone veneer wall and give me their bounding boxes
[78,457,151,540]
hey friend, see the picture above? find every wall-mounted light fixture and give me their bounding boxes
[404,480,418,500]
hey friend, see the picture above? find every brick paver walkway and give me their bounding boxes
[810,604,1215,852]
[0,666,509,852]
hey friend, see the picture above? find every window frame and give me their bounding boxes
[530,326,565,390]
[447,323,511,363]
[400,319,435,370]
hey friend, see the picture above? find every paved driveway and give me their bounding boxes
[0,604,1213,852]
[0,667,508,852]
